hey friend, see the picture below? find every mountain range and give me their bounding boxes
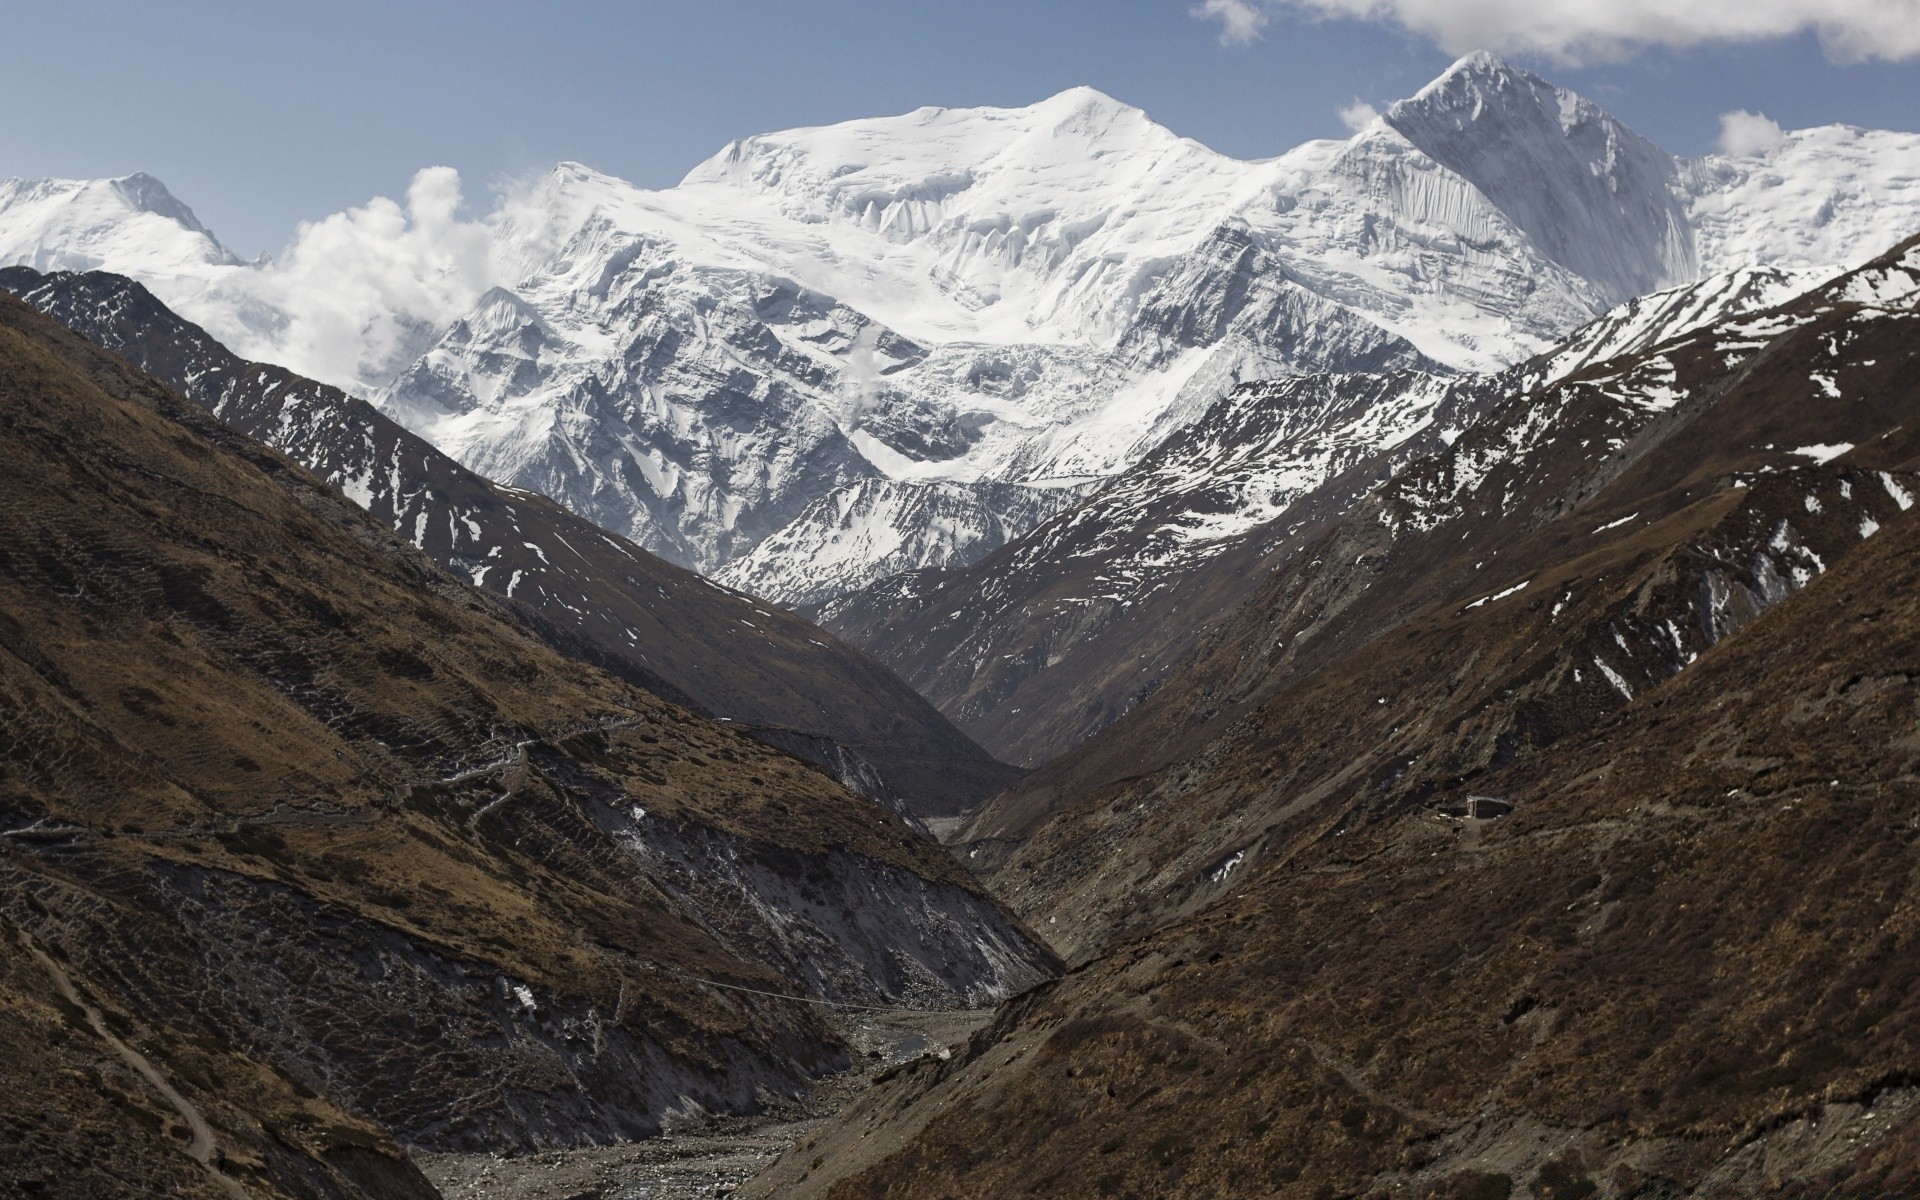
[748,232,1920,1200]
[7,43,1920,1200]
[5,53,1918,619]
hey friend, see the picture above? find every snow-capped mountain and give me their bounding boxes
[1380,52,1695,306]
[819,257,1850,764]
[3,54,1917,604]
[0,167,493,398]
[0,173,240,273]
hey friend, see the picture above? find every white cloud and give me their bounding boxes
[1194,0,1920,64]
[1717,109,1787,156]
[198,167,501,393]
[1337,98,1381,132]
[1192,0,1270,45]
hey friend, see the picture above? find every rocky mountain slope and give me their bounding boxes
[0,266,1020,817]
[743,236,1920,1200]
[0,291,1055,1198]
[966,236,1920,958]
[5,55,1916,606]
[820,369,1482,764]
[822,264,1813,766]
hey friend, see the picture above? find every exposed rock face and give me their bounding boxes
[0,292,1055,1198]
[0,266,1022,818]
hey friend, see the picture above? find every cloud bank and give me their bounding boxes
[254,167,498,391]
[174,168,503,395]
[1195,0,1920,64]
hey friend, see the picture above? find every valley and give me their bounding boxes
[3,40,1920,1200]
[418,1008,991,1200]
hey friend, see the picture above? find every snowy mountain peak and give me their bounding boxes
[109,171,220,238]
[1390,50,1630,147]
[1385,49,1693,305]
[680,84,1200,216]
[0,173,240,274]
[1402,49,1530,104]
[543,159,616,191]
[1021,84,1164,135]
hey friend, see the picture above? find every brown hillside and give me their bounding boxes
[0,266,1022,818]
[0,291,1053,1199]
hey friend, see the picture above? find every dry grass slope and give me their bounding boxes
[0,293,1053,1199]
[746,241,1920,1198]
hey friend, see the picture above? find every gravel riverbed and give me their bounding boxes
[415,1008,991,1200]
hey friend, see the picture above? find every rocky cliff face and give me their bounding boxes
[0,292,1055,1198]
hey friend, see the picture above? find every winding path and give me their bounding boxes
[16,928,253,1200]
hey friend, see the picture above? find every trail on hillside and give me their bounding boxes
[16,927,254,1200]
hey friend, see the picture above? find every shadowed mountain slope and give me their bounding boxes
[820,265,1812,769]
[744,240,1920,1200]
[0,292,1054,1198]
[961,239,1920,959]
[0,266,1021,819]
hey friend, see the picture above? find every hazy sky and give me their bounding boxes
[4,0,1917,256]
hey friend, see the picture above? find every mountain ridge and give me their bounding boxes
[8,54,1916,607]
[0,265,1022,818]
[0,286,1055,1197]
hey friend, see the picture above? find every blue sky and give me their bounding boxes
[4,0,1916,256]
